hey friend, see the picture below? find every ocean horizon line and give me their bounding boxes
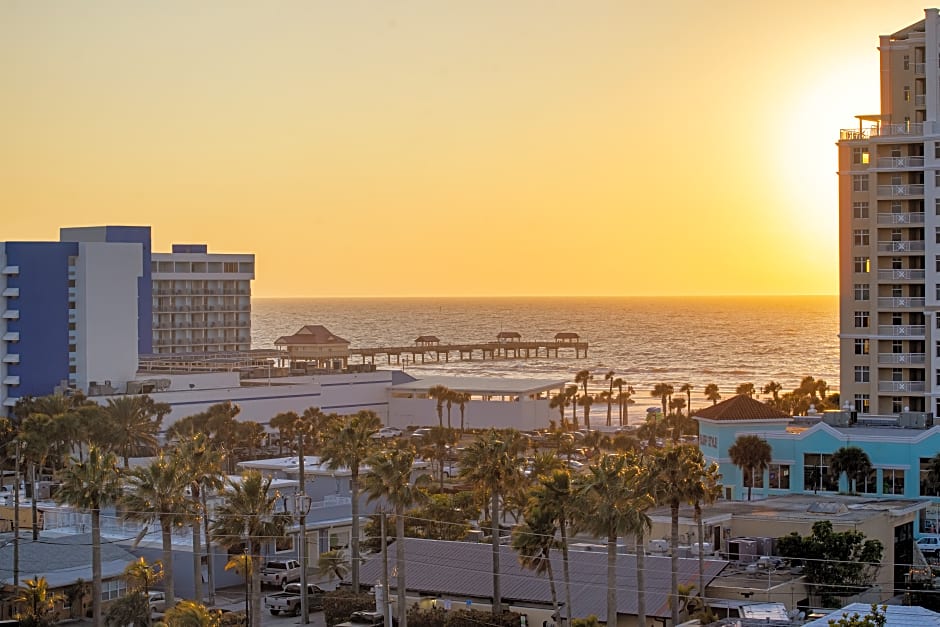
[253,293,838,301]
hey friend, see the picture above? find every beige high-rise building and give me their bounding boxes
[838,9,940,415]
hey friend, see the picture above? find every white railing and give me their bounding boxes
[878,381,926,392]
[877,241,925,253]
[872,122,924,137]
[877,184,925,197]
[877,269,925,280]
[878,353,926,364]
[876,324,926,336]
[876,156,925,169]
[916,94,927,106]
[877,296,926,308]
[916,63,926,75]
[877,212,925,225]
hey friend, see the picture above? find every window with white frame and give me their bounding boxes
[768,464,790,489]
[854,311,870,328]
[855,394,870,413]
[854,338,870,355]
[854,257,870,273]
[852,147,870,165]
[855,365,870,382]
[853,201,869,219]
[883,468,905,495]
[853,229,870,246]
[853,175,869,192]
[854,284,869,301]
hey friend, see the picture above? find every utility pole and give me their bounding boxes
[13,440,22,588]
[381,511,391,627]
[296,434,312,625]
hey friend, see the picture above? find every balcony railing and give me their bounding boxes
[877,212,925,225]
[877,296,926,308]
[916,63,926,75]
[2,332,19,342]
[877,240,925,253]
[2,310,19,320]
[877,269,925,280]
[878,381,926,393]
[2,354,19,364]
[877,324,926,336]
[916,94,927,107]
[873,122,924,137]
[876,156,925,169]
[877,184,925,197]
[878,352,926,364]
[1,287,19,298]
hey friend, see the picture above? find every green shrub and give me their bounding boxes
[322,589,374,627]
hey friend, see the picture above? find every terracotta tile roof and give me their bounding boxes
[692,394,790,421]
[274,325,350,346]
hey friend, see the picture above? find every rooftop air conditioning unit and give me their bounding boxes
[728,538,758,564]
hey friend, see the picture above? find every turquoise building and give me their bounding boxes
[695,395,940,533]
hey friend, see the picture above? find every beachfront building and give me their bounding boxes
[0,226,254,415]
[151,244,254,354]
[695,394,940,533]
[838,9,940,416]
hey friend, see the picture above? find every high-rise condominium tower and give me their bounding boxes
[839,9,940,416]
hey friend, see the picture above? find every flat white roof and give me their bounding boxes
[390,375,567,396]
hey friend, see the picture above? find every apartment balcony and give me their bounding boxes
[877,296,926,308]
[878,352,926,365]
[1,266,19,276]
[878,381,926,393]
[916,62,926,75]
[1,287,19,298]
[877,212,925,225]
[2,332,19,342]
[3,397,19,407]
[877,240,925,253]
[876,156,925,169]
[872,122,924,137]
[2,309,19,320]
[876,324,925,336]
[3,376,20,386]
[877,269,925,281]
[916,94,927,107]
[2,353,19,364]
[877,184,925,197]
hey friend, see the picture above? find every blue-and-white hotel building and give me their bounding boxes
[696,394,940,533]
[0,226,254,416]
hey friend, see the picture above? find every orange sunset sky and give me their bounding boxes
[0,1,933,297]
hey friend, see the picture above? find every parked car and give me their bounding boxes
[337,610,389,627]
[410,428,433,440]
[372,427,403,440]
[259,559,302,587]
[148,591,166,614]
[264,582,326,616]
[918,535,940,556]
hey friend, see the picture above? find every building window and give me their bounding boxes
[852,147,870,165]
[855,394,870,414]
[893,397,904,413]
[854,338,870,355]
[905,86,912,102]
[905,55,911,70]
[768,464,790,490]
[921,458,940,496]
[854,366,870,383]
[854,257,870,273]
[101,579,127,602]
[853,201,869,219]
[883,468,905,495]
[857,467,878,494]
[853,175,869,192]
[854,311,870,328]
[853,229,870,246]
[854,284,870,301]
[804,453,837,492]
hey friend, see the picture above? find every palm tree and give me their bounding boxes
[575,369,592,400]
[114,557,164,627]
[620,385,636,426]
[421,426,457,490]
[576,453,653,627]
[689,461,722,598]
[13,576,62,627]
[577,394,595,430]
[122,453,194,609]
[163,601,222,627]
[319,410,381,592]
[669,398,687,441]
[512,508,560,619]
[269,411,300,455]
[652,445,708,627]
[459,429,526,613]
[316,550,350,584]
[651,383,674,417]
[679,383,694,416]
[611,378,625,425]
[453,392,472,432]
[175,433,225,604]
[101,395,169,467]
[565,385,579,429]
[736,382,756,398]
[427,385,451,428]
[831,446,873,494]
[727,434,772,501]
[363,446,429,627]
[549,393,569,430]
[210,471,290,627]
[762,381,783,406]
[530,470,575,625]
[704,383,721,405]
[604,371,616,426]
[54,447,123,627]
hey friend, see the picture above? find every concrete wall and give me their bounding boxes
[74,242,143,393]
[388,397,552,431]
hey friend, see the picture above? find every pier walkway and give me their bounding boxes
[350,333,588,364]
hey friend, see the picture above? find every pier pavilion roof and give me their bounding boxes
[274,325,350,346]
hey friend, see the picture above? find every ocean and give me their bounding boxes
[251,296,839,416]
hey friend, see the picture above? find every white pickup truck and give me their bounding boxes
[264,582,325,616]
[259,559,302,587]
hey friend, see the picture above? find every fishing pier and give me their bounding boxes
[350,331,588,365]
